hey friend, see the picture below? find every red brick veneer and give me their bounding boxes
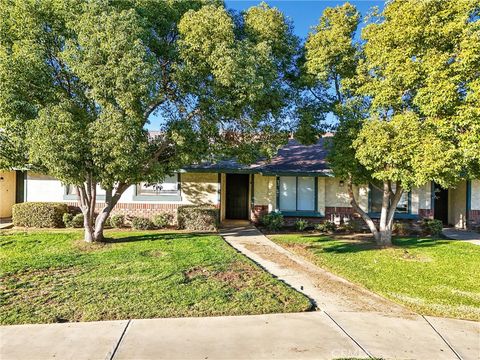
[418,209,433,219]
[468,210,480,229]
[66,201,180,218]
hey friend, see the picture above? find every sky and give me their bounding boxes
[147,0,384,130]
[226,0,384,38]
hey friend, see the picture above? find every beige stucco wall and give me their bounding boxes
[252,174,276,211]
[181,173,219,206]
[25,171,219,206]
[324,178,368,211]
[0,171,16,218]
[317,177,326,215]
[472,179,480,210]
[449,180,467,228]
[325,178,350,207]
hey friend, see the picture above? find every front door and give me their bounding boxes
[226,174,249,220]
[434,185,449,225]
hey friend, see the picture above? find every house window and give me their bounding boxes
[64,184,106,199]
[136,174,179,196]
[369,185,409,213]
[279,176,315,211]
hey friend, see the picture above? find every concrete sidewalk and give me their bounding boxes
[1,312,478,360]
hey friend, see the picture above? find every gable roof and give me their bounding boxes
[183,136,333,176]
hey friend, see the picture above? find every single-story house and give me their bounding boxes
[1,137,479,229]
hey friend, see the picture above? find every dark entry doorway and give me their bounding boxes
[226,174,249,220]
[434,184,449,225]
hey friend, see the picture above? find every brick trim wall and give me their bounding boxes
[468,210,480,229]
[66,201,220,218]
[418,209,433,219]
[66,201,180,218]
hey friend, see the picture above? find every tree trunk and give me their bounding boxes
[346,178,404,247]
[77,175,96,243]
[377,181,404,246]
[346,180,380,242]
[77,178,128,242]
[93,183,129,242]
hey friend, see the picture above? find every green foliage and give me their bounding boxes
[71,214,84,229]
[294,218,309,231]
[131,217,153,230]
[355,0,479,184]
[152,213,173,229]
[177,206,219,231]
[295,3,360,145]
[422,219,443,237]
[12,202,68,228]
[0,0,296,239]
[314,221,336,233]
[109,214,125,229]
[393,222,411,237]
[299,1,479,245]
[62,213,74,228]
[304,3,359,84]
[261,212,284,231]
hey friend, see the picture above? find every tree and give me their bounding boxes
[0,0,297,242]
[299,1,479,246]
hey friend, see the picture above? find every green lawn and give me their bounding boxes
[0,230,311,325]
[269,234,480,320]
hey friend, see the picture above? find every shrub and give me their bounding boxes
[131,216,153,230]
[71,213,84,228]
[294,218,309,231]
[110,214,125,228]
[152,213,173,229]
[261,212,284,231]
[393,222,410,236]
[63,213,74,228]
[422,219,443,236]
[177,205,219,231]
[12,202,68,228]
[314,221,336,233]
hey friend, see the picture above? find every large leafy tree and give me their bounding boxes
[0,0,297,242]
[299,1,479,246]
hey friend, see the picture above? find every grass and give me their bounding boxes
[0,229,311,325]
[269,233,480,320]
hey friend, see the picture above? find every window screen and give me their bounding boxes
[279,176,315,211]
[279,177,297,211]
[297,177,315,211]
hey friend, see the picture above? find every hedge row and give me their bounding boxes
[12,202,68,228]
[12,202,218,231]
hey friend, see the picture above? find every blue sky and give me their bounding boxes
[147,0,384,130]
[226,0,384,38]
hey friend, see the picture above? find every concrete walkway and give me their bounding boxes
[443,228,480,245]
[220,222,480,360]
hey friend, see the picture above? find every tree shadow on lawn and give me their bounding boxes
[104,231,215,244]
[305,236,451,254]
